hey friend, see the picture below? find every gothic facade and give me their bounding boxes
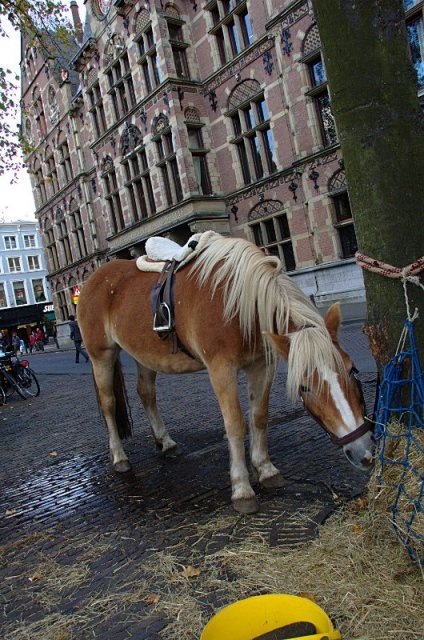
[20,0,424,333]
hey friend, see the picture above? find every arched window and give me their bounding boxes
[302,24,337,147]
[104,35,136,121]
[165,5,190,80]
[227,80,277,185]
[184,108,211,195]
[32,86,47,139]
[152,115,183,205]
[86,69,107,138]
[69,198,88,259]
[135,9,163,93]
[58,130,73,185]
[44,145,59,195]
[248,200,296,271]
[206,0,253,66]
[56,208,73,265]
[121,126,156,221]
[101,156,125,234]
[32,156,47,206]
[328,169,358,258]
[44,219,60,272]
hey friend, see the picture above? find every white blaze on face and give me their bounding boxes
[321,367,359,437]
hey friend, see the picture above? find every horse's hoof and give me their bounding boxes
[162,444,182,459]
[232,496,260,514]
[114,460,132,473]
[261,472,286,489]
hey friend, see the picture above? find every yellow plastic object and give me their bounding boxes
[200,594,342,640]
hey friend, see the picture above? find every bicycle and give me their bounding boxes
[0,351,40,400]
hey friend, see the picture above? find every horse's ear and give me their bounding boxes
[262,331,290,359]
[325,302,342,341]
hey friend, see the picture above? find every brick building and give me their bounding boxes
[20,0,424,340]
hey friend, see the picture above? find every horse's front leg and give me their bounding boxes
[136,364,179,456]
[208,362,258,513]
[246,358,285,488]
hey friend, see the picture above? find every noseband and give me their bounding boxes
[300,367,373,447]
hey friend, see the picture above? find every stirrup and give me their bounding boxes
[153,302,173,333]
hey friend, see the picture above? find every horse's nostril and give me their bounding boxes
[345,449,354,462]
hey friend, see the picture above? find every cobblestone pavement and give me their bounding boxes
[0,324,377,640]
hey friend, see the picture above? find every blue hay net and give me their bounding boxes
[374,319,424,566]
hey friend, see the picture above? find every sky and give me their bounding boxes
[0,1,86,223]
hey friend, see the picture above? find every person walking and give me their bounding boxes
[68,315,89,363]
[29,331,37,353]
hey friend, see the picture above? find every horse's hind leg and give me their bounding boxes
[208,362,258,513]
[136,364,179,456]
[92,351,132,473]
[245,358,285,488]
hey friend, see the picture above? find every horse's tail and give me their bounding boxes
[93,358,133,439]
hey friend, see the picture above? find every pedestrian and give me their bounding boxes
[29,331,36,353]
[68,314,89,363]
[35,327,44,351]
[11,333,20,354]
[19,337,27,354]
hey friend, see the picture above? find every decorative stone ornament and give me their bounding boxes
[93,0,113,19]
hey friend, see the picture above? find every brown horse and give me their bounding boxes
[77,233,374,513]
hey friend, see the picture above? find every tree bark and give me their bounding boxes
[312,0,424,372]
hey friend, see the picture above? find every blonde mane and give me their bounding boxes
[190,234,344,400]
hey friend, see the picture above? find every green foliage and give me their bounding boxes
[0,0,72,178]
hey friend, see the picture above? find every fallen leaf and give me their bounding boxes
[297,592,316,603]
[180,565,200,578]
[49,451,58,457]
[5,509,16,516]
[145,594,160,605]
[29,571,43,582]
[352,524,362,534]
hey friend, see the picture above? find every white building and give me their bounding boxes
[0,220,53,342]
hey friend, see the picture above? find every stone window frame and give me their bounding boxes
[301,24,337,148]
[104,42,137,122]
[120,126,156,222]
[86,73,107,139]
[44,219,60,272]
[165,6,191,80]
[32,86,47,139]
[248,200,297,272]
[69,198,88,260]
[56,285,68,321]
[57,131,74,186]
[328,169,358,259]
[101,156,126,235]
[206,0,254,67]
[32,156,47,207]
[227,80,277,186]
[44,144,59,196]
[134,9,163,95]
[152,114,183,206]
[56,209,73,266]
[184,107,212,195]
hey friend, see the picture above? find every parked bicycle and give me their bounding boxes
[0,351,40,400]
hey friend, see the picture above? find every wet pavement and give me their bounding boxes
[0,323,377,640]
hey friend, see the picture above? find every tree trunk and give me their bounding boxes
[312,0,424,372]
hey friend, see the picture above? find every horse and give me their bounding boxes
[77,233,374,513]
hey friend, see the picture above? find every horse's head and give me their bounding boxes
[264,303,374,471]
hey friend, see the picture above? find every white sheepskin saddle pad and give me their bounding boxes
[136,230,219,273]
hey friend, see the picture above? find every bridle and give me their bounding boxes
[299,366,373,447]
